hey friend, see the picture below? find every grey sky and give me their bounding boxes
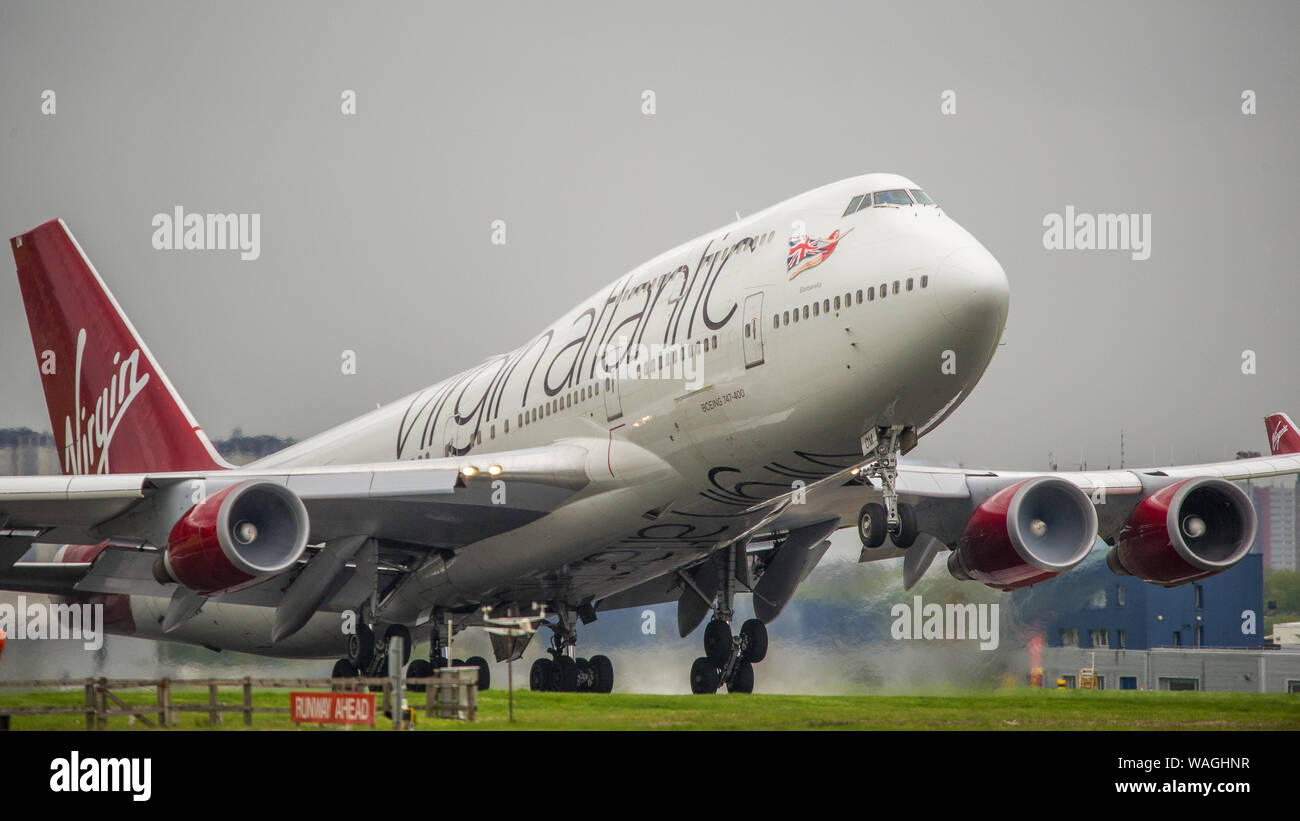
[1,0,1297,471]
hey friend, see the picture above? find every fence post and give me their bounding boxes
[425,673,434,718]
[208,683,220,727]
[84,679,95,730]
[467,674,477,722]
[243,677,253,727]
[96,678,108,729]
[159,678,172,728]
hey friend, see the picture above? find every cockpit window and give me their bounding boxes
[873,189,913,206]
[842,194,865,216]
[909,189,935,205]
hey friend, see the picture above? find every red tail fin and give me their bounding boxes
[10,220,229,475]
[1264,412,1300,456]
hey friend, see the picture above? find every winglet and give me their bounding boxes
[11,220,230,475]
[1264,412,1300,455]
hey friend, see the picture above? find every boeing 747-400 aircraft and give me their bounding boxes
[4,173,1297,693]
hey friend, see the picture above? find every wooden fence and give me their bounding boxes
[0,668,478,729]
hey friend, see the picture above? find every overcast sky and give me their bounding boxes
[2,0,1297,471]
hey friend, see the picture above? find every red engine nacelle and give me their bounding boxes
[154,480,309,595]
[1107,477,1255,587]
[948,476,1098,590]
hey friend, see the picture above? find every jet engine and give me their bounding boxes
[153,480,310,595]
[948,476,1098,590]
[1107,477,1255,587]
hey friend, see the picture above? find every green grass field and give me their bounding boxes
[1,686,1296,730]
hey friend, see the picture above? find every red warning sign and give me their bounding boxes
[290,691,375,725]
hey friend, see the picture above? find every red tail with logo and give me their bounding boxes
[10,219,228,475]
[1265,412,1300,456]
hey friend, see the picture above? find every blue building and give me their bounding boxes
[1014,546,1263,651]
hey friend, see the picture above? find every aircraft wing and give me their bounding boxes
[738,411,1300,597]
[0,440,597,601]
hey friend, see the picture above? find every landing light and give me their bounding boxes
[487,464,503,477]
[461,465,479,478]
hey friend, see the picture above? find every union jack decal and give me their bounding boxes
[787,227,851,280]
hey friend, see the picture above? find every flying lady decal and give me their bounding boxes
[787,227,851,280]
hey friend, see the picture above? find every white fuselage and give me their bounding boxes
[123,173,1011,655]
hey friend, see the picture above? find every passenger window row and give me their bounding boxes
[502,332,723,433]
[517,381,602,430]
[772,275,930,329]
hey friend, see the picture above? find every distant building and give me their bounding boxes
[1250,483,1298,571]
[1040,646,1300,692]
[1269,622,1300,647]
[0,428,293,475]
[0,428,60,475]
[1015,549,1264,652]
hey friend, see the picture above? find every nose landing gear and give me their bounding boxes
[858,426,919,550]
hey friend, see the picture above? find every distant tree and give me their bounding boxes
[1236,450,1262,460]
[1263,569,1300,614]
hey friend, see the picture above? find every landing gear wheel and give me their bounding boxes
[690,657,721,694]
[703,620,732,666]
[529,658,554,691]
[740,619,768,663]
[466,656,491,691]
[890,503,918,549]
[451,657,465,667]
[384,625,412,665]
[574,657,592,692]
[728,661,755,694]
[331,659,358,679]
[347,624,375,669]
[590,654,614,693]
[553,655,579,691]
[406,659,432,692]
[858,502,887,548]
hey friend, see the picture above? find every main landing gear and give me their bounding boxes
[330,619,491,691]
[689,545,768,694]
[330,622,411,680]
[690,617,767,694]
[405,625,491,691]
[528,606,614,693]
[857,426,918,550]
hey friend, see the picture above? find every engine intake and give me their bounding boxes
[155,481,309,595]
[1107,477,1255,587]
[949,476,1098,590]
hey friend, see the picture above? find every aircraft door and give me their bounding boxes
[742,291,765,368]
[603,373,623,422]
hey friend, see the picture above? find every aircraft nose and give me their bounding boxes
[935,244,1009,332]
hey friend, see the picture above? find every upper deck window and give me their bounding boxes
[873,189,913,206]
[909,189,935,205]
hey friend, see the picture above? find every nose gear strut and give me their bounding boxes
[859,425,919,550]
